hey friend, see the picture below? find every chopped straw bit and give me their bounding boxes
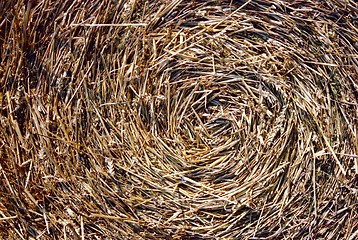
[0,0,357,239]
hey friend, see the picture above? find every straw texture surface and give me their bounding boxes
[0,0,357,239]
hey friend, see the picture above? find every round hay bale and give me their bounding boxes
[0,0,357,239]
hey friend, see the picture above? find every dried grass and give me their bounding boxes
[0,0,357,239]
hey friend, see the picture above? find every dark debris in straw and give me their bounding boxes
[0,0,357,239]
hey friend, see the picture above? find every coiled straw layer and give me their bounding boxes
[0,0,357,239]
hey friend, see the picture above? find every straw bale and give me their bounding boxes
[0,0,357,239]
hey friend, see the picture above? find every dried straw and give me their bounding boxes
[0,0,357,239]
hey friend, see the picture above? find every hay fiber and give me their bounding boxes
[0,0,357,239]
